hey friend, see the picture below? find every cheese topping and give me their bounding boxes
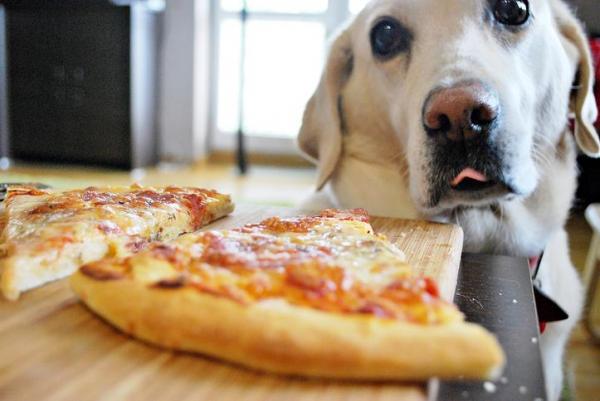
[1,185,225,254]
[81,210,462,325]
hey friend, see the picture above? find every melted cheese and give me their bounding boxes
[1,185,229,255]
[81,210,462,325]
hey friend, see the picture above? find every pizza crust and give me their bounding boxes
[71,272,505,381]
[1,236,109,300]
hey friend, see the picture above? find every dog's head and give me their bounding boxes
[299,0,599,215]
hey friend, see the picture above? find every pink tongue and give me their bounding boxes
[451,168,489,187]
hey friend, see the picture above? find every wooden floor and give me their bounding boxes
[565,216,600,401]
[1,161,599,401]
[0,161,317,207]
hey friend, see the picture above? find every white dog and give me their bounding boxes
[298,1,599,400]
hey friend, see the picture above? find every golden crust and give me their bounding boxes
[71,272,505,381]
[0,204,6,256]
[0,206,6,238]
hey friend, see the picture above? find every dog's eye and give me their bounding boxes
[493,0,529,26]
[370,18,411,59]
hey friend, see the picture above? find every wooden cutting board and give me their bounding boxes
[0,204,463,401]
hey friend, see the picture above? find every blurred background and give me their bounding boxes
[0,1,599,398]
[0,0,597,196]
[0,0,598,202]
[0,0,380,204]
[0,0,372,172]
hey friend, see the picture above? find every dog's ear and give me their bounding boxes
[553,0,600,158]
[298,29,354,189]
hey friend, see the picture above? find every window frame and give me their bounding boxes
[207,0,352,156]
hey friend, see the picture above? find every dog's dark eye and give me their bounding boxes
[493,0,529,26]
[370,18,411,59]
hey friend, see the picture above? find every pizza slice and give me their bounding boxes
[0,185,234,300]
[71,209,504,380]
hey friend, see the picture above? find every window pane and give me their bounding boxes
[221,0,327,14]
[350,0,370,14]
[220,0,241,12]
[217,20,325,138]
[216,19,242,134]
[242,20,325,137]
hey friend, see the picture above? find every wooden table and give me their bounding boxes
[584,204,600,343]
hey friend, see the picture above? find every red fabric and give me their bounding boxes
[590,38,600,129]
[528,256,540,271]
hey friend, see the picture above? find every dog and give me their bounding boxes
[297,1,599,400]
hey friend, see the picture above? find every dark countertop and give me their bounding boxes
[438,253,547,401]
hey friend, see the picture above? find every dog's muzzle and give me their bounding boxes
[422,80,514,208]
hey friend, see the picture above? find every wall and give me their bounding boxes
[0,5,8,159]
[159,0,210,162]
[571,0,600,35]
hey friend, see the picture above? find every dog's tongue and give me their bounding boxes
[451,168,489,187]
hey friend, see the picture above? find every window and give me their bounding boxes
[210,0,370,154]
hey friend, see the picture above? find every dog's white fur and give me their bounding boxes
[298,1,600,400]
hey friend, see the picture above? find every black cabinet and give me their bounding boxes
[0,0,161,169]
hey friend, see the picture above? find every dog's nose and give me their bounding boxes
[422,81,500,142]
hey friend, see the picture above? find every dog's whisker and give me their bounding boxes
[531,145,554,170]
[531,150,551,169]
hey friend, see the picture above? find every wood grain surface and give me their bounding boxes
[0,205,463,401]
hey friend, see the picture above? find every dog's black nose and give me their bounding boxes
[422,81,500,142]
